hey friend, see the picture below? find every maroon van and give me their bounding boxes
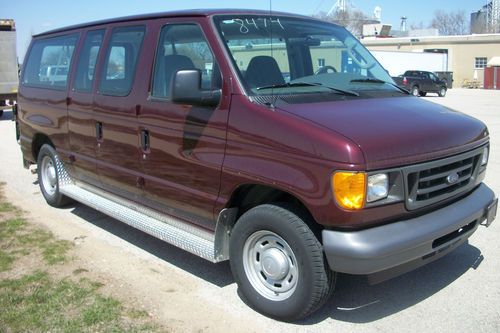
[16,10,497,321]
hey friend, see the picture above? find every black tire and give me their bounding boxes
[229,204,335,321]
[419,91,427,97]
[37,144,72,207]
[411,86,419,96]
[438,86,447,97]
[0,100,5,117]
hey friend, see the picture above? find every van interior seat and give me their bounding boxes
[156,54,196,97]
[244,56,285,88]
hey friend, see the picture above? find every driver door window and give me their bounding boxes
[151,24,220,99]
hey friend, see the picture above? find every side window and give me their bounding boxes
[22,34,78,89]
[74,29,104,92]
[99,26,145,96]
[152,24,221,99]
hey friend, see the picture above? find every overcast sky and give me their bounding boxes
[2,0,489,62]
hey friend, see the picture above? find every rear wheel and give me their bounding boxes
[37,144,72,207]
[438,86,447,97]
[411,86,419,96]
[229,204,335,321]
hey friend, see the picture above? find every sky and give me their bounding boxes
[2,0,490,62]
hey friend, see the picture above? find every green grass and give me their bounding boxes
[0,201,16,212]
[0,250,14,272]
[0,185,164,333]
[0,271,155,332]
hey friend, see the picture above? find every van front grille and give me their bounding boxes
[404,148,483,210]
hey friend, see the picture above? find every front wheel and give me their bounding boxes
[37,144,72,207]
[229,204,335,321]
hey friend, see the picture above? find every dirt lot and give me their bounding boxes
[0,88,499,332]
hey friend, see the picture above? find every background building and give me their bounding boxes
[362,34,500,87]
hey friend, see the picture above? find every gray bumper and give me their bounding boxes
[323,184,496,277]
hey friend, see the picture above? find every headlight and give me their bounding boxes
[481,147,489,166]
[332,171,366,210]
[367,173,389,203]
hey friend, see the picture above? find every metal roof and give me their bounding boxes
[34,9,313,37]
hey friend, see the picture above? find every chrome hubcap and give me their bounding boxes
[41,156,57,196]
[243,231,298,301]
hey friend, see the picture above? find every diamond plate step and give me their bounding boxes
[60,183,217,262]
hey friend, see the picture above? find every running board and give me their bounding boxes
[60,183,219,262]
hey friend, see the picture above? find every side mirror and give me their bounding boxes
[171,69,221,107]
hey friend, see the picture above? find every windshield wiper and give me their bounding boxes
[257,81,359,97]
[350,78,410,94]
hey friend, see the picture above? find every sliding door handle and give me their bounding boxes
[96,122,103,142]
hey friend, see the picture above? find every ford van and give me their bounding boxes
[16,10,497,321]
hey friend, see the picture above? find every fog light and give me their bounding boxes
[367,173,389,203]
[481,147,489,166]
[332,172,366,210]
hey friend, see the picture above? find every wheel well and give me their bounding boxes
[31,134,54,162]
[227,184,322,236]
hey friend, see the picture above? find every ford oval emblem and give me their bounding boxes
[446,172,460,185]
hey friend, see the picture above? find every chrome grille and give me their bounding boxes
[404,147,483,210]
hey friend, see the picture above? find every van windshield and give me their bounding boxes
[214,15,399,96]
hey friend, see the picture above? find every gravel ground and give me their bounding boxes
[0,88,499,332]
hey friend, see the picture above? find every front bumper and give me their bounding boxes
[322,183,496,281]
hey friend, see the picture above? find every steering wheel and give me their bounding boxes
[315,66,337,75]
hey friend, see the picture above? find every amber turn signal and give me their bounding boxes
[332,172,366,210]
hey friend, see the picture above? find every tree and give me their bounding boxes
[430,10,469,35]
[410,21,424,30]
[314,9,371,37]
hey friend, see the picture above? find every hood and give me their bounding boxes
[276,96,488,169]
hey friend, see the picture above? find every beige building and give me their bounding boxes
[361,34,500,87]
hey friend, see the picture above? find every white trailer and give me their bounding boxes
[370,50,448,77]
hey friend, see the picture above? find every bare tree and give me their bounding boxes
[430,10,469,35]
[314,9,371,37]
[410,21,424,30]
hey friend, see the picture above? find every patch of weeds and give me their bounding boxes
[0,271,161,332]
[82,295,122,325]
[0,201,16,212]
[0,250,15,272]
[5,224,72,266]
[127,309,150,319]
[42,239,72,265]
[79,277,105,290]
[0,217,26,238]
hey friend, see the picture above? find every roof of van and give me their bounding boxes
[34,9,314,37]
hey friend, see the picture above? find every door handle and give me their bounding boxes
[140,129,150,152]
[96,122,103,142]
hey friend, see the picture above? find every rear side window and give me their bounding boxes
[74,30,105,93]
[22,34,79,90]
[99,26,145,96]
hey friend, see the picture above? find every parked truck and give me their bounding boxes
[393,70,448,97]
[0,19,18,117]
